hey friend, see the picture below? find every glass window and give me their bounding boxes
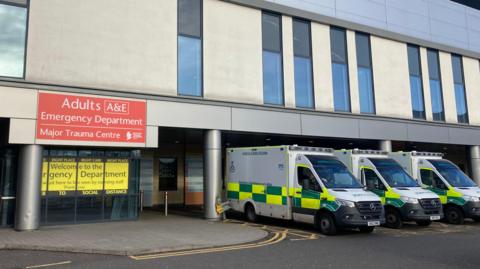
[0,3,27,78]
[297,166,321,192]
[331,27,350,112]
[427,50,445,121]
[307,156,362,189]
[451,55,469,123]
[178,0,201,37]
[363,169,386,191]
[369,158,419,188]
[178,36,202,96]
[356,33,375,114]
[420,169,447,189]
[178,0,202,97]
[76,196,103,222]
[293,19,314,108]
[262,13,284,105]
[407,45,426,119]
[429,159,476,187]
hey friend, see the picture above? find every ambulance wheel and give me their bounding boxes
[472,217,480,222]
[445,206,464,225]
[415,220,431,227]
[317,212,337,235]
[244,203,258,223]
[359,226,375,233]
[385,208,403,229]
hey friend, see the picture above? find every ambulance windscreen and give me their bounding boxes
[429,159,476,187]
[307,156,362,189]
[369,158,419,188]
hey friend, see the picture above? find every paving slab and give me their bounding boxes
[0,211,267,256]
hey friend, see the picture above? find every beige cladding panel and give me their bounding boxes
[420,47,433,121]
[0,86,37,119]
[311,23,334,112]
[26,0,177,95]
[282,16,295,108]
[203,0,263,104]
[464,57,480,126]
[439,51,458,124]
[346,30,360,114]
[370,36,411,119]
[9,118,36,144]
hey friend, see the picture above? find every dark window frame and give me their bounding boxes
[355,31,376,115]
[407,44,426,120]
[262,11,285,106]
[0,0,29,79]
[177,0,204,97]
[292,17,315,109]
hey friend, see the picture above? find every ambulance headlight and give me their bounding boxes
[464,196,480,202]
[400,196,419,204]
[336,199,355,208]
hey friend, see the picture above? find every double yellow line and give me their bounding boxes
[130,229,287,261]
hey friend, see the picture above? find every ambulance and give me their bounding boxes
[390,151,480,224]
[226,145,384,235]
[335,149,442,229]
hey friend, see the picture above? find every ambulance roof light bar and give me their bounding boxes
[289,145,334,153]
[410,151,444,157]
[350,148,388,155]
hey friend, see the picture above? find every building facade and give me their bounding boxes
[0,0,480,229]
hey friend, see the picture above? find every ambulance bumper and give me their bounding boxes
[464,201,480,218]
[333,206,385,227]
[399,202,443,221]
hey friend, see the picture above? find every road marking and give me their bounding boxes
[25,261,72,269]
[130,230,287,260]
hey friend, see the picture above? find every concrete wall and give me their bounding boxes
[370,36,411,119]
[203,0,263,104]
[464,56,480,126]
[439,51,458,124]
[282,16,295,109]
[26,0,177,95]
[346,30,360,114]
[420,47,433,121]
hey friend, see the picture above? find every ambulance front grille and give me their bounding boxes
[419,198,442,211]
[355,201,383,215]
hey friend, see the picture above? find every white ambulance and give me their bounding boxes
[335,149,442,229]
[390,151,480,224]
[226,145,384,235]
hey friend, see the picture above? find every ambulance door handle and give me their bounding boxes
[295,191,301,194]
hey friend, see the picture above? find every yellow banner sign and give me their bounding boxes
[105,159,129,194]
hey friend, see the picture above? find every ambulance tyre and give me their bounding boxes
[444,205,464,225]
[244,203,258,223]
[385,207,403,229]
[316,211,337,235]
[359,226,375,233]
[472,217,480,222]
[415,220,432,226]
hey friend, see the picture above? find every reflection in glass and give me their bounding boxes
[332,63,350,112]
[178,36,202,96]
[0,4,27,78]
[358,67,374,114]
[263,51,283,105]
[76,196,103,222]
[429,79,445,121]
[454,83,468,123]
[409,75,426,119]
[294,56,314,108]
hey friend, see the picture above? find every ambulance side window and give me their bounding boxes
[362,169,386,191]
[297,167,321,192]
[420,170,447,190]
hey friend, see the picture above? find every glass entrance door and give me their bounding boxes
[0,148,17,227]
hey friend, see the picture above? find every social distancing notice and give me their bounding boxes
[42,158,129,196]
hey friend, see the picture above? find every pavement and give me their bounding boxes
[0,210,267,256]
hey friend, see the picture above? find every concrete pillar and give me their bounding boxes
[203,130,222,221]
[14,144,43,231]
[379,140,392,152]
[470,145,480,185]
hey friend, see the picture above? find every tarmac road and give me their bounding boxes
[1,219,480,269]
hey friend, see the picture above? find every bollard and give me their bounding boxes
[164,191,168,216]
